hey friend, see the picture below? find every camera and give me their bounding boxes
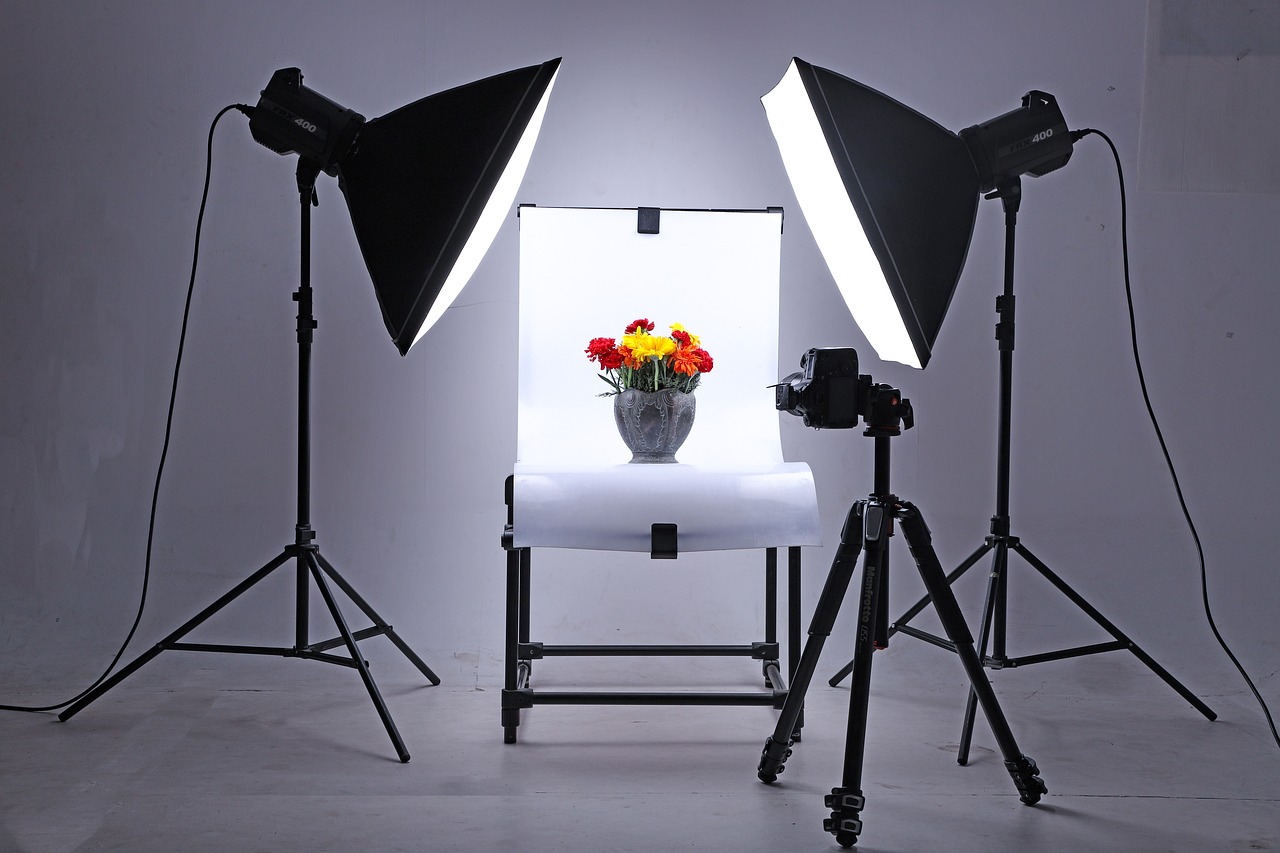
[775,347,912,433]
[775,347,862,429]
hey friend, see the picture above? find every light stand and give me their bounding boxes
[56,60,561,762]
[58,163,440,762]
[760,58,1215,753]
[830,177,1217,762]
[759,362,1045,848]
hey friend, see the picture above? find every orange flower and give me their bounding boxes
[671,344,702,376]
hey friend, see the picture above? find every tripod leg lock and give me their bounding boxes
[756,735,794,783]
[823,787,865,845]
[1004,754,1047,805]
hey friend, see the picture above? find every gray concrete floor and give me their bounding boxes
[2,639,1277,852]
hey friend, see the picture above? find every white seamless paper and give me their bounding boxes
[512,205,821,552]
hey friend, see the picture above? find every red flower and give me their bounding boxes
[671,329,692,346]
[625,318,655,334]
[695,348,713,373]
[600,349,624,370]
[585,337,618,364]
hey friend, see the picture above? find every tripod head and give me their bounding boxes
[861,382,912,438]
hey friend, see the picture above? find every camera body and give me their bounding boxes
[775,347,864,429]
[775,347,912,433]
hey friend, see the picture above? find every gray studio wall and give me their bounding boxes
[2,0,1276,724]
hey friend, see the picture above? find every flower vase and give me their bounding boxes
[613,388,696,463]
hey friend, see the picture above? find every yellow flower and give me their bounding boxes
[624,331,676,360]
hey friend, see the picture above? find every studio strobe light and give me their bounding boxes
[758,57,1214,845]
[58,60,561,763]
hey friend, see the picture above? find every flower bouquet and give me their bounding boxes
[584,318,713,463]
[584,318,713,395]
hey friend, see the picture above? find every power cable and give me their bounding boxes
[0,103,253,714]
[1076,127,1278,750]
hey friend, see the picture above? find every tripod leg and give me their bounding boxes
[823,500,893,848]
[897,504,1046,805]
[306,551,411,763]
[958,540,1007,765]
[827,655,855,689]
[311,550,441,685]
[758,503,865,782]
[1011,541,1216,721]
[58,549,294,722]
[829,542,991,687]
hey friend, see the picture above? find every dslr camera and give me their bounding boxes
[775,347,912,432]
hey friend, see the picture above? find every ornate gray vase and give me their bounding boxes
[613,388,696,463]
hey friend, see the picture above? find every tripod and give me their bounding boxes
[57,162,441,762]
[829,178,1216,763]
[758,389,1045,849]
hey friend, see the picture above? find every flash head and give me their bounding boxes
[248,68,366,176]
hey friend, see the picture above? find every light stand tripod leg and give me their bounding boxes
[958,539,1008,765]
[957,665,982,765]
[57,550,295,722]
[305,551,411,763]
[897,504,1045,805]
[758,503,865,782]
[1010,541,1216,721]
[311,550,441,685]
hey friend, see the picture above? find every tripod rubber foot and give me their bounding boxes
[824,787,865,847]
[757,735,793,783]
[1005,754,1047,805]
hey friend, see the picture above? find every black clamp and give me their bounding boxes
[637,206,660,234]
[651,523,678,559]
[501,688,534,710]
[995,293,1016,352]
